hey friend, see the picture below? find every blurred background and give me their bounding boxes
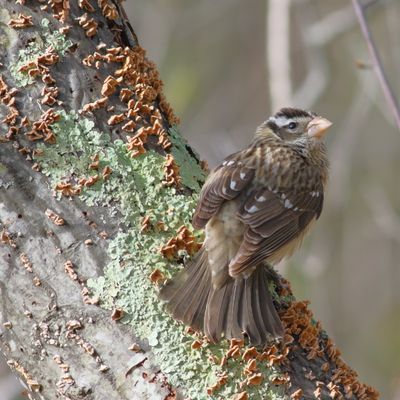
[127,0,400,398]
[2,0,400,399]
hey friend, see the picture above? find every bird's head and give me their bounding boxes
[257,107,332,145]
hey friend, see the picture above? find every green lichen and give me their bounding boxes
[168,125,206,192]
[35,111,286,399]
[10,18,73,86]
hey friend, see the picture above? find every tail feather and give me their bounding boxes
[253,269,269,334]
[159,248,284,345]
[225,278,244,339]
[159,248,211,331]
[182,255,210,327]
[255,267,283,337]
[189,281,210,329]
[242,276,263,345]
[204,283,229,342]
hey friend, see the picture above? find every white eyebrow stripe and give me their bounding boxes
[269,115,291,127]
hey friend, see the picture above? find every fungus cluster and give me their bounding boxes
[48,0,70,23]
[53,354,75,395]
[160,225,202,260]
[277,283,379,399]
[8,13,33,28]
[18,46,59,81]
[0,229,17,248]
[65,319,109,373]
[184,276,379,399]
[45,208,65,226]
[7,359,41,393]
[26,109,59,143]
[9,38,64,142]
[163,154,181,187]
[80,44,180,185]
[64,260,99,305]
[78,0,95,13]
[97,0,118,20]
[0,76,20,140]
[76,13,98,37]
[19,253,33,272]
[201,339,281,396]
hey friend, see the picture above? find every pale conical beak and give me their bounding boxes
[307,117,332,139]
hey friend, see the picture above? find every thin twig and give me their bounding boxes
[352,0,400,131]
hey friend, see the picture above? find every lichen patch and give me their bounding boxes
[9,19,72,87]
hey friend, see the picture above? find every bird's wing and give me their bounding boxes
[192,151,255,229]
[228,184,324,277]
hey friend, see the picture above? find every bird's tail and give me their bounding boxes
[159,247,284,345]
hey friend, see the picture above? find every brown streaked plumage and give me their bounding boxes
[159,107,332,345]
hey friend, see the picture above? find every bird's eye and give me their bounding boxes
[288,122,298,130]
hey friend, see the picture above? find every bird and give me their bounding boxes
[159,107,332,346]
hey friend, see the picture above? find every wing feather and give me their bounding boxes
[192,145,324,278]
[192,152,255,229]
[229,186,323,277]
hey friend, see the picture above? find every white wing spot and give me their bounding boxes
[230,180,237,190]
[227,160,235,166]
[256,195,266,202]
[284,199,293,209]
[247,205,259,213]
[310,191,320,197]
[240,171,247,180]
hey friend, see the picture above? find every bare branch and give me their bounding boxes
[352,0,400,131]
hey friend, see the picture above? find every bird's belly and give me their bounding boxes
[204,201,245,288]
[218,201,245,237]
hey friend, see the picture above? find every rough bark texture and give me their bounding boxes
[0,145,171,400]
[0,1,379,400]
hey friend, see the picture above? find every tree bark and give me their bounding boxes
[0,142,171,400]
[0,1,378,400]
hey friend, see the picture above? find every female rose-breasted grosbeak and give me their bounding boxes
[160,107,332,345]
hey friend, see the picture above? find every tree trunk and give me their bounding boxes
[0,1,378,399]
